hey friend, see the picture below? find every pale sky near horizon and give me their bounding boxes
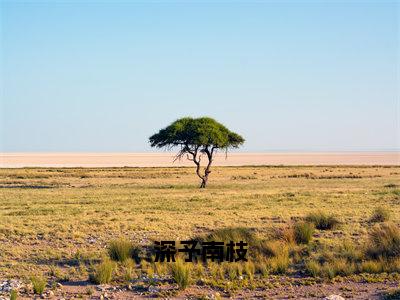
[1,1,399,152]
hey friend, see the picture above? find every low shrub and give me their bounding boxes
[192,263,205,278]
[314,258,356,279]
[254,259,269,277]
[366,223,400,259]
[9,289,17,300]
[223,262,238,280]
[153,261,168,276]
[170,260,191,290]
[280,226,296,245]
[306,211,340,230]
[267,246,290,275]
[359,260,383,274]
[108,239,140,263]
[258,240,286,257]
[294,222,314,244]
[387,257,400,273]
[370,207,390,223]
[122,259,137,281]
[307,257,356,278]
[338,240,362,262]
[208,262,224,280]
[31,276,46,294]
[305,260,321,277]
[89,260,115,284]
[329,258,355,276]
[244,261,255,280]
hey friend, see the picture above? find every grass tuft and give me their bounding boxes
[370,207,391,223]
[108,238,141,263]
[89,259,115,284]
[268,253,290,274]
[9,289,18,300]
[359,260,383,274]
[366,223,400,259]
[294,222,314,244]
[306,211,340,230]
[31,276,46,294]
[170,259,191,290]
[305,260,321,277]
[244,261,255,280]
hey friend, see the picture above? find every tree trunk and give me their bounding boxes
[188,146,214,189]
[200,175,208,188]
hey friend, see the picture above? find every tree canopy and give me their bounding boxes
[149,117,245,188]
[149,117,244,150]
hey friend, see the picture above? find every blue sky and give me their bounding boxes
[1,1,399,152]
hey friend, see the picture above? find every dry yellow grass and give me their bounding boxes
[0,166,399,280]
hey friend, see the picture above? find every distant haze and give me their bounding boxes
[1,1,399,152]
[1,152,399,168]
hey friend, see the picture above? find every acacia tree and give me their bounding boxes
[149,117,245,188]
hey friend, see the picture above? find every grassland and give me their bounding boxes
[0,166,399,299]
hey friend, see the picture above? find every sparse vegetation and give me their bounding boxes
[268,251,290,274]
[359,260,383,274]
[366,223,400,259]
[170,259,191,290]
[31,276,46,294]
[370,207,391,223]
[306,211,340,230]
[0,166,399,298]
[9,289,17,300]
[122,259,137,281]
[89,260,115,284]
[306,260,321,277]
[200,227,258,248]
[108,238,136,262]
[294,221,315,244]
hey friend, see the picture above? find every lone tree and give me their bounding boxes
[149,117,245,188]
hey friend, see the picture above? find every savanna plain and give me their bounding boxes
[0,166,399,299]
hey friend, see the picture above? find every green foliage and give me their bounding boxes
[254,260,269,277]
[31,276,46,294]
[258,240,286,258]
[305,260,321,277]
[122,259,137,281]
[149,117,244,150]
[89,260,115,284]
[223,263,240,280]
[294,222,315,244]
[170,260,191,290]
[366,223,400,259]
[108,239,139,263]
[359,260,383,274]
[370,206,391,223]
[268,252,290,274]
[306,211,340,230]
[306,258,355,278]
[9,289,17,300]
[337,240,362,262]
[244,261,255,280]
